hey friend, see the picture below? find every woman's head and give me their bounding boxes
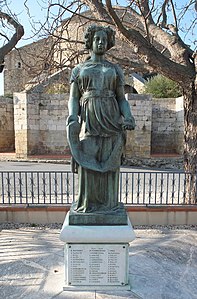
[84,25,115,51]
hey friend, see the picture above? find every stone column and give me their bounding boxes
[14,92,28,158]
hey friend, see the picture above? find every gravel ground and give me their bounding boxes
[1,222,197,231]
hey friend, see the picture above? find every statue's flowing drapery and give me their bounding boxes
[67,60,126,212]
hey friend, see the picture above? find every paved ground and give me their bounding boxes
[0,225,197,299]
[0,161,150,172]
[0,160,184,173]
[0,161,72,171]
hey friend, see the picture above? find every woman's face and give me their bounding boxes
[92,30,108,55]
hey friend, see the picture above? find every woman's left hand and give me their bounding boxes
[122,117,136,130]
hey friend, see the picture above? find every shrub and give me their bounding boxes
[3,94,13,99]
[144,74,182,98]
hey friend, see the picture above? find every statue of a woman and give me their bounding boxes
[67,25,135,215]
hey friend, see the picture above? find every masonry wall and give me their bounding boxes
[28,93,69,155]
[13,92,184,158]
[14,92,69,157]
[1,206,197,225]
[0,97,14,152]
[14,92,152,158]
[151,97,184,154]
[126,94,152,158]
[4,38,52,95]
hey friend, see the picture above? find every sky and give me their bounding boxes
[0,0,196,95]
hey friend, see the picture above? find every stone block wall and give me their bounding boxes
[28,93,69,155]
[151,97,184,154]
[14,92,69,157]
[0,97,14,152]
[13,91,184,158]
[4,38,52,95]
[14,92,152,158]
[126,94,152,158]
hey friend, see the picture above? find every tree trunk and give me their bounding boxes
[183,77,197,204]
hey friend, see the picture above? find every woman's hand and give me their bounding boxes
[66,115,79,126]
[122,117,136,130]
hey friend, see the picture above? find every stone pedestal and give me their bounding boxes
[69,202,128,225]
[60,212,135,291]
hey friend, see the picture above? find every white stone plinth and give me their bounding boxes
[59,212,135,291]
[59,212,135,243]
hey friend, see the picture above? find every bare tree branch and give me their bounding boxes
[104,0,194,82]
[0,10,24,68]
[82,0,112,22]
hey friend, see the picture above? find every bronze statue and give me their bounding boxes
[67,25,135,218]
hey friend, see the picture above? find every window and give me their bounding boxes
[16,62,22,69]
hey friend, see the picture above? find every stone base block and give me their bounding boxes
[69,202,128,225]
[60,213,135,291]
[60,212,135,243]
[63,285,131,291]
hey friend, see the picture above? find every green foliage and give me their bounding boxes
[3,94,13,99]
[31,223,37,227]
[144,75,182,98]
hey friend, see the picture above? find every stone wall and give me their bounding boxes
[14,92,69,157]
[14,91,152,158]
[126,94,152,158]
[151,97,184,154]
[4,38,52,95]
[0,97,14,152]
[131,73,146,93]
[12,92,184,158]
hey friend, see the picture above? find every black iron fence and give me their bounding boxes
[0,170,196,206]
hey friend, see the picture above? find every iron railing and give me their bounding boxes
[0,171,196,206]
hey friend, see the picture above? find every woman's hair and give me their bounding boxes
[84,25,115,50]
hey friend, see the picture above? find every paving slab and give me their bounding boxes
[0,226,196,299]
